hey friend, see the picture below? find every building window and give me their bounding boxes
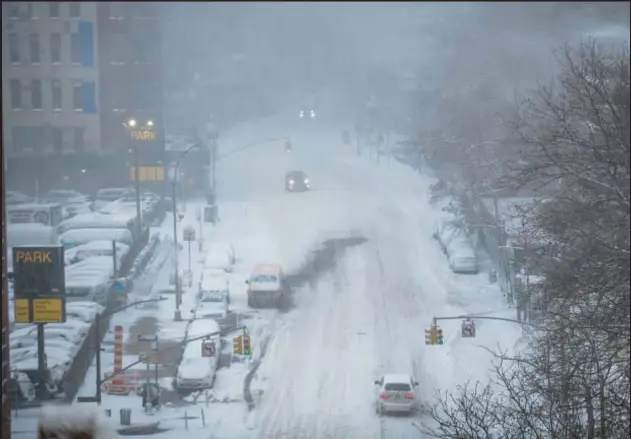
[73,81,83,111]
[8,33,20,63]
[52,127,63,153]
[50,33,61,63]
[12,127,28,152]
[69,3,80,18]
[73,127,85,152]
[10,80,22,110]
[109,33,126,64]
[71,33,81,64]
[26,3,36,19]
[29,33,40,64]
[8,4,19,18]
[109,3,125,19]
[52,80,62,110]
[31,80,42,110]
[49,2,59,18]
[31,127,45,153]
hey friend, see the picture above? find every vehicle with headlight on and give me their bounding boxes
[298,108,316,119]
[285,170,311,192]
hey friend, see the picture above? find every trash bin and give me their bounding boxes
[120,408,132,426]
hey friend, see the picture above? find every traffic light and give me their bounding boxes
[436,327,444,345]
[232,336,243,355]
[425,327,435,345]
[242,335,251,356]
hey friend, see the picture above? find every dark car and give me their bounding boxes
[285,170,311,192]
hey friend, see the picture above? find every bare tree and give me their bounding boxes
[423,40,630,439]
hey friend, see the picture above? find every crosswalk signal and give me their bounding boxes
[425,327,435,345]
[242,335,251,356]
[232,336,243,355]
[437,327,444,345]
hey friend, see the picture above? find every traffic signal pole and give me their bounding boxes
[432,314,543,329]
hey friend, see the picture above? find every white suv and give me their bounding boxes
[374,374,419,415]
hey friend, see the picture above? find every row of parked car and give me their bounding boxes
[174,244,236,391]
[432,197,480,274]
[8,302,105,403]
[6,186,166,403]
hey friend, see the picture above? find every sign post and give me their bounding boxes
[183,225,195,273]
[12,246,66,398]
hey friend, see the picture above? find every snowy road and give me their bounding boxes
[213,126,457,438]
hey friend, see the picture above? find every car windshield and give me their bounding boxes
[384,382,411,392]
[287,172,305,179]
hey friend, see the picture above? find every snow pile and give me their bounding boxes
[38,404,118,439]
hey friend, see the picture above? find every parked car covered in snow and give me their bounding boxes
[176,319,221,391]
[60,227,133,249]
[64,240,129,266]
[447,239,479,274]
[203,245,234,272]
[195,292,229,323]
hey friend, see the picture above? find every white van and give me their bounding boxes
[176,319,221,391]
[246,263,286,308]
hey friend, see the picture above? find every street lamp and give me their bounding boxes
[171,144,199,321]
[122,118,155,237]
[76,296,167,405]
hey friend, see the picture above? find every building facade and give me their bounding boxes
[96,2,165,176]
[2,2,165,195]
[2,2,100,156]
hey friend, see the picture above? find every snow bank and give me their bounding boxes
[38,404,118,439]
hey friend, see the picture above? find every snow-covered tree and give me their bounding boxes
[423,40,630,439]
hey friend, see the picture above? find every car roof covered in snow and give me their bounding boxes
[187,318,220,340]
[252,263,282,275]
[200,275,229,291]
[383,373,413,384]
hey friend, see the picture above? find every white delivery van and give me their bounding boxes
[176,319,221,391]
[246,263,286,308]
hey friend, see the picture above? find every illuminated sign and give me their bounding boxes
[12,246,65,298]
[129,166,165,181]
[130,130,157,141]
[12,246,66,323]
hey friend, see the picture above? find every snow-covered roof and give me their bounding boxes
[61,228,132,246]
[200,276,229,291]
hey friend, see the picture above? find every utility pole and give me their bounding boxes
[133,144,142,237]
[1,98,12,439]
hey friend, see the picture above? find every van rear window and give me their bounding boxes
[252,274,278,283]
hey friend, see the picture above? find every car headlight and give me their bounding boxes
[299,111,304,118]
[304,178,310,184]
[288,180,294,184]
[310,110,316,118]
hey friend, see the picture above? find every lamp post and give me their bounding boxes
[123,118,155,237]
[171,144,199,321]
[77,296,167,405]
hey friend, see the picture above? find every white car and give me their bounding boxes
[299,109,316,119]
[448,240,479,274]
[374,374,419,415]
[176,319,221,391]
[203,246,234,272]
[195,292,229,323]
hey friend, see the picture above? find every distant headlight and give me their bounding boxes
[288,180,294,184]
[299,111,304,118]
[310,110,316,118]
[304,178,310,184]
